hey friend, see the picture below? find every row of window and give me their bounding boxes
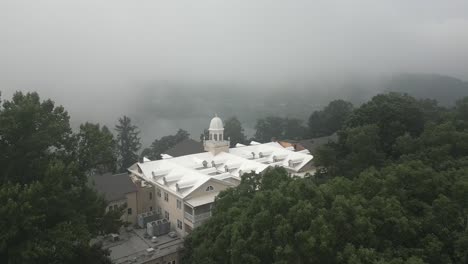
[161,210,183,230]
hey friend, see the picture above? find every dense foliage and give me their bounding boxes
[308,99,353,137]
[76,122,117,175]
[141,129,190,160]
[224,117,246,147]
[184,93,468,264]
[0,92,122,263]
[254,116,307,142]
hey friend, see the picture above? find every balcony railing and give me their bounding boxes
[184,211,212,224]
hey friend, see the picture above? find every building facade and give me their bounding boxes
[129,116,314,237]
[90,172,139,225]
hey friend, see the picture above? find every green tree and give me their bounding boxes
[345,93,424,154]
[254,116,284,142]
[455,96,468,122]
[142,129,189,160]
[115,116,141,171]
[76,123,116,175]
[0,92,122,263]
[254,117,307,142]
[308,99,353,137]
[224,117,246,147]
[0,92,72,183]
[0,161,122,263]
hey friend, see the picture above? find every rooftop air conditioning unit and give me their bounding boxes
[110,233,120,242]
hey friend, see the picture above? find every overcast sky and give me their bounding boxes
[1,0,468,135]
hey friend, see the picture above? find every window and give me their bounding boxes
[164,192,169,202]
[157,188,161,197]
[177,199,182,209]
[205,185,214,192]
[127,208,132,215]
[149,192,153,200]
[156,206,161,214]
[177,219,182,229]
[150,206,153,212]
[164,210,170,220]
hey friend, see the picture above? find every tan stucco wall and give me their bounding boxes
[154,186,186,237]
[106,191,138,225]
[125,192,138,224]
[131,177,155,214]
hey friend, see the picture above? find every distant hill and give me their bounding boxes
[384,74,468,106]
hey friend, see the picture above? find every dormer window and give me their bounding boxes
[206,186,214,192]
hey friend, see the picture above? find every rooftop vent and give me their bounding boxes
[152,169,171,179]
[288,158,304,167]
[272,154,287,162]
[176,180,196,192]
[259,151,273,158]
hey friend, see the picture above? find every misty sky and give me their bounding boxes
[1,0,468,142]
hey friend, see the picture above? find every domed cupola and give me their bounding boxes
[208,115,224,141]
[204,115,230,155]
[209,115,224,132]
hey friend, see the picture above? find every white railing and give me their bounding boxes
[184,211,212,223]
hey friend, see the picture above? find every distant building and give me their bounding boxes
[164,138,204,157]
[128,116,314,237]
[90,172,138,225]
[278,133,338,154]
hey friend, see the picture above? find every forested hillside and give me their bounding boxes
[183,93,468,264]
[385,74,468,106]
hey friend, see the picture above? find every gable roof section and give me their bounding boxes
[90,173,137,202]
[164,139,204,157]
[280,134,338,154]
[297,134,338,154]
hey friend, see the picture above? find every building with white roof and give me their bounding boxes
[128,116,314,237]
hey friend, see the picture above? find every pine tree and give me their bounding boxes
[115,116,141,172]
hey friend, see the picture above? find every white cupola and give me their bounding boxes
[204,115,230,155]
[208,115,224,141]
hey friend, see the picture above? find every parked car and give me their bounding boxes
[168,232,177,238]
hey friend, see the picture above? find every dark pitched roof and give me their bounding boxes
[164,138,204,157]
[89,172,137,202]
[298,134,338,154]
[281,134,338,154]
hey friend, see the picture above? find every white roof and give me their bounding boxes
[129,141,313,199]
[185,192,218,207]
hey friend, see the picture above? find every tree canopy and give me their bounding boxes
[142,129,190,160]
[223,117,246,147]
[76,122,117,175]
[0,92,72,183]
[308,99,353,137]
[0,92,123,263]
[254,116,307,142]
[184,93,468,264]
